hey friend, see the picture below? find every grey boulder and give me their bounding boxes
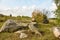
[0,19,21,32]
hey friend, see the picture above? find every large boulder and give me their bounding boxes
[28,22,42,36]
[0,19,21,32]
[52,27,60,39]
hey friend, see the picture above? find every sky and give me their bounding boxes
[0,0,57,18]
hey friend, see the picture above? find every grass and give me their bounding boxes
[0,15,60,40]
[0,22,60,40]
[0,32,20,40]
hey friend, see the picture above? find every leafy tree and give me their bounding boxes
[32,10,49,24]
[54,0,60,24]
[35,13,43,23]
[54,0,60,19]
[54,0,60,7]
[42,15,49,24]
[32,10,43,22]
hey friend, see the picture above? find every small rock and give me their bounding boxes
[20,33,28,39]
[52,27,60,38]
[28,22,42,36]
[14,30,27,34]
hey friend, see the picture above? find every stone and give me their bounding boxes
[20,33,28,39]
[28,22,42,36]
[0,19,29,32]
[17,23,28,27]
[14,30,27,34]
[0,19,20,32]
[52,27,60,38]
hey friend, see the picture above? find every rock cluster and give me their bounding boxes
[0,19,42,38]
[28,22,42,36]
[0,19,18,32]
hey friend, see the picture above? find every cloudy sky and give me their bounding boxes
[0,0,57,18]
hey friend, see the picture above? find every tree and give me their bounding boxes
[54,0,60,19]
[32,9,49,24]
[32,10,43,22]
[42,15,49,24]
[54,0,60,6]
[10,14,12,17]
[54,0,60,25]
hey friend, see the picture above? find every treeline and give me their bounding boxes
[0,14,31,23]
[0,9,57,25]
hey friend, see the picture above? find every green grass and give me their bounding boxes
[0,15,60,40]
[0,23,60,40]
[0,32,20,40]
[0,22,4,28]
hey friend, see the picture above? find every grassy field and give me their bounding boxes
[0,23,59,40]
[0,15,60,40]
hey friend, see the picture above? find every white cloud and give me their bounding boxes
[20,5,37,16]
[0,5,37,16]
[48,3,57,11]
[0,6,9,10]
[0,0,57,18]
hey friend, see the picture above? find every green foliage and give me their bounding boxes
[0,22,59,40]
[32,11,49,23]
[35,13,43,23]
[55,5,60,19]
[16,16,22,20]
[10,14,12,17]
[22,16,31,20]
[54,0,59,6]
[0,32,20,40]
[0,14,59,40]
[54,0,60,25]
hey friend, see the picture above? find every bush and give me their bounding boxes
[32,10,49,24]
